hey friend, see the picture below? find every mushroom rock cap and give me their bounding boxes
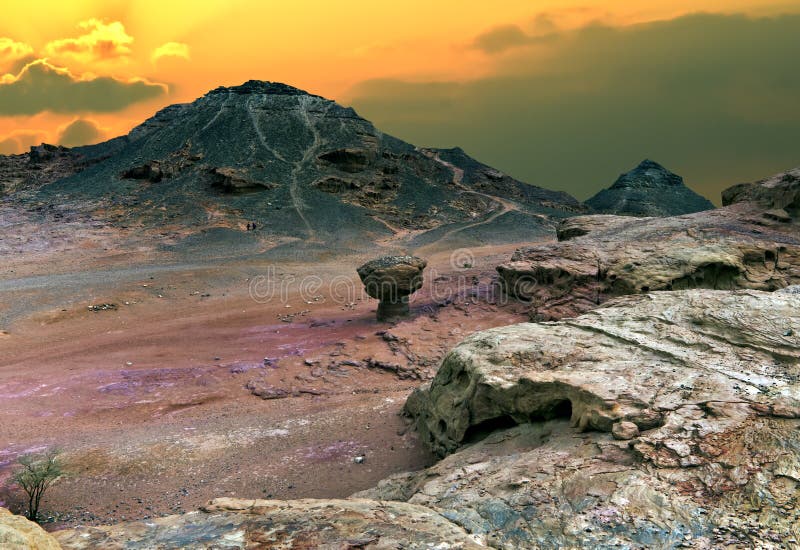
[357,256,427,301]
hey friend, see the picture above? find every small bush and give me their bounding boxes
[13,448,63,523]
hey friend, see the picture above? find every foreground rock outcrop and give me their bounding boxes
[362,289,800,548]
[585,160,713,217]
[55,498,484,549]
[498,168,800,319]
[0,507,61,550]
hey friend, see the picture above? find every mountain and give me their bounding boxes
[3,81,587,259]
[585,159,713,217]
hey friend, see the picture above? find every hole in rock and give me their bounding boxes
[530,398,573,422]
[463,415,518,444]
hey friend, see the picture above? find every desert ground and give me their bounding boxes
[0,230,532,529]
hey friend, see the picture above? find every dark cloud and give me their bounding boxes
[350,13,800,203]
[58,118,104,147]
[0,59,166,115]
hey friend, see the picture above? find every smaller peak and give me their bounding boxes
[206,80,321,98]
[635,159,665,170]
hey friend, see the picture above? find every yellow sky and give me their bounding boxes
[0,0,797,152]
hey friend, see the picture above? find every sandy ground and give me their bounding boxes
[0,236,533,530]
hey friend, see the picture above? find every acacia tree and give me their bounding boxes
[13,448,63,522]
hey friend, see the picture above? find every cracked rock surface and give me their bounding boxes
[374,289,800,548]
[55,498,484,549]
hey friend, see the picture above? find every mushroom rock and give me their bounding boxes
[357,256,427,322]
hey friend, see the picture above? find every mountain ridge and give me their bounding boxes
[2,80,588,259]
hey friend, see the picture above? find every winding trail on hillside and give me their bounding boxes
[415,151,521,254]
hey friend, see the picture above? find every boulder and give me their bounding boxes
[357,256,427,322]
[54,498,484,549]
[0,507,62,550]
[364,289,800,548]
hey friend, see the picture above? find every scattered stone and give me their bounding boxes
[245,380,289,400]
[87,303,117,312]
[612,421,640,440]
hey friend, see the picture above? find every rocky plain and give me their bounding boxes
[1,81,799,549]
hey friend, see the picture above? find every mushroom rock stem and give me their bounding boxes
[377,296,410,322]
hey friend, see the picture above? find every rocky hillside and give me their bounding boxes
[1,81,587,259]
[585,159,714,216]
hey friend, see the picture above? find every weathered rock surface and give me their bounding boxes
[360,289,800,548]
[54,498,485,549]
[555,214,649,241]
[585,160,714,217]
[0,507,62,550]
[358,255,427,321]
[722,165,800,214]
[498,175,800,319]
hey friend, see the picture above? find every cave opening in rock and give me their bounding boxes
[462,399,573,444]
[463,415,519,444]
[530,398,573,422]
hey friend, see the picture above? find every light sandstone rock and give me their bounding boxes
[54,498,485,549]
[0,507,62,550]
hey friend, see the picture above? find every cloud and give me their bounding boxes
[350,13,800,204]
[151,41,190,63]
[57,118,105,147]
[0,37,33,63]
[471,24,556,54]
[0,59,167,115]
[43,19,133,63]
[0,130,48,155]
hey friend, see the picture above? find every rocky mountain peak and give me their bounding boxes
[585,159,713,216]
[205,80,322,98]
[609,159,684,190]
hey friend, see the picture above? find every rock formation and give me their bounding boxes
[497,167,800,320]
[55,498,484,549]
[585,159,714,217]
[363,289,800,548]
[0,507,62,549]
[357,256,427,322]
[722,165,800,215]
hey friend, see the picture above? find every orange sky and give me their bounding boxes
[1,0,798,155]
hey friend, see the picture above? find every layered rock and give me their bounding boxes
[55,498,484,549]
[498,171,800,319]
[365,289,800,548]
[585,160,714,217]
[357,255,427,322]
[722,165,800,215]
[0,507,62,550]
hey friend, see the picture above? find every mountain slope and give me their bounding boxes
[20,81,586,258]
[585,159,713,217]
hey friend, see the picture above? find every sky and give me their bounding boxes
[1,1,799,202]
